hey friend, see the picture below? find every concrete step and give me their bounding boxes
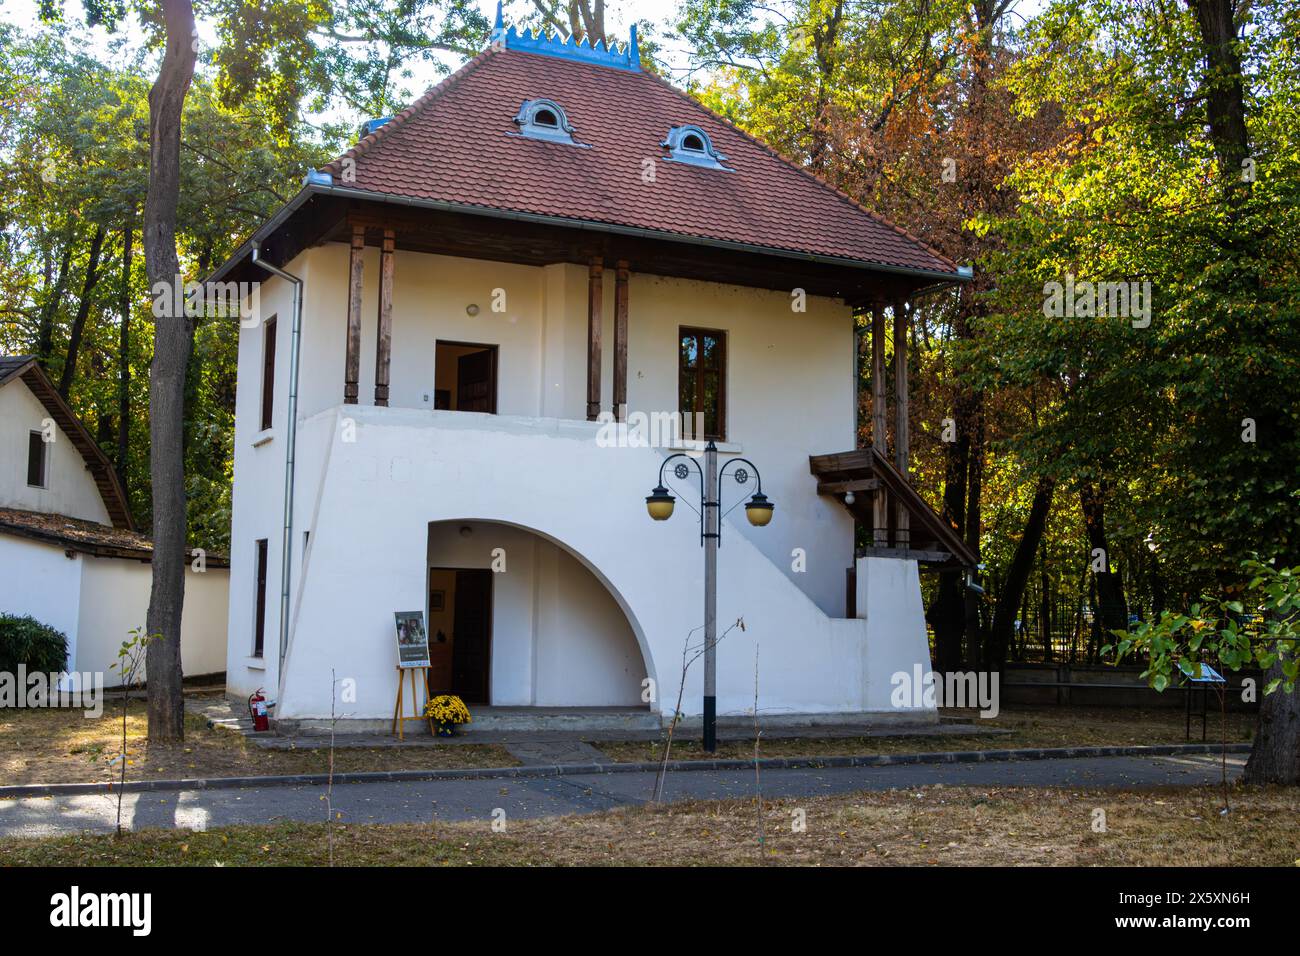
[458,707,662,734]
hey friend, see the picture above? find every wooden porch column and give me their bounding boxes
[344,223,365,404]
[870,301,889,546]
[586,259,603,421]
[373,228,395,406]
[613,260,629,421]
[893,299,910,547]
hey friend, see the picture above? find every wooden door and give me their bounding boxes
[451,569,492,704]
[456,349,496,413]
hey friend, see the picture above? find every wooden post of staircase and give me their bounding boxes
[893,299,910,548]
[344,223,365,405]
[374,228,395,406]
[586,259,603,421]
[871,301,889,547]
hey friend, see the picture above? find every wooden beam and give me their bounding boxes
[871,302,887,449]
[614,260,629,421]
[859,546,953,564]
[587,259,603,421]
[809,449,874,475]
[871,302,888,546]
[816,478,881,495]
[345,223,365,404]
[893,299,910,546]
[374,229,395,406]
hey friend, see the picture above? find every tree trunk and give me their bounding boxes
[987,475,1054,668]
[963,394,986,666]
[58,225,106,399]
[929,410,968,672]
[117,224,133,492]
[1185,0,1250,190]
[142,0,198,743]
[35,235,73,365]
[1243,659,1300,785]
[1183,0,1294,784]
[1080,481,1128,632]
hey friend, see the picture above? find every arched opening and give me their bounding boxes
[426,519,651,709]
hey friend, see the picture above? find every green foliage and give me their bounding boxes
[206,0,490,132]
[1104,558,1300,694]
[111,625,161,685]
[0,614,69,675]
[973,0,1300,591]
[0,23,331,553]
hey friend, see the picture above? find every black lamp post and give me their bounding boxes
[646,440,773,752]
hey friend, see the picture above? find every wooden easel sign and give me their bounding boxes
[392,611,433,739]
[394,610,431,667]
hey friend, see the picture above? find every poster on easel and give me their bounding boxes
[393,610,431,667]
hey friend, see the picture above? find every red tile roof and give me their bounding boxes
[320,47,957,276]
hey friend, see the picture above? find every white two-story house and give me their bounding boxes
[209,11,974,730]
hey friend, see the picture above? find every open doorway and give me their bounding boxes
[434,341,497,413]
[427,567,493,704]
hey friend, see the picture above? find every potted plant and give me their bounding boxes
[425,694,472,737]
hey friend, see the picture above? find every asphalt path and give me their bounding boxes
[0,752,1244,839]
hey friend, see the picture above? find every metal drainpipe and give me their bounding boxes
[250,243,303,700]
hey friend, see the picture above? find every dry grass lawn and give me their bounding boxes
[0,701,517,786]
[596,706,1257,763]
[0,784,1295,867]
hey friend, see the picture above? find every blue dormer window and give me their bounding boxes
[512,98,587,146]
[662,125,732,171]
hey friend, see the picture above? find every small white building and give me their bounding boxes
[210,15,974,729]
[0,356,228,686]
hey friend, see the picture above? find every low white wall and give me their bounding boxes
[0,535,82,671]
[856,556,938,721]
[76,557,230,686]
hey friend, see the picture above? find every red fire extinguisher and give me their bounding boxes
[248,689,270,732]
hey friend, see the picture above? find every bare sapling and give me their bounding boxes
[652,617,745,803]
[109,627,162,838]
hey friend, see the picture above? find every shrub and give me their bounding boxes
[0,614,69,676]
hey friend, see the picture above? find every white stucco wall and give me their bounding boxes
[0,378,112,524]
[856,556,935,717]
[0,535,82,671]
[75,558,230,686]
[250,407,925,723]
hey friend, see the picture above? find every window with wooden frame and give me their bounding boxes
[260,316,277,432]
[27,430,47,488]
[678,328,726,441]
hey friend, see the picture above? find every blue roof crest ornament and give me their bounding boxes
[489,1,641,72]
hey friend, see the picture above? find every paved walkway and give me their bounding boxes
[185,695,1011,751]
[0,752,1244,839]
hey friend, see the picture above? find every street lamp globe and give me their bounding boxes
[744,492,774,527]
[645,485,676,521]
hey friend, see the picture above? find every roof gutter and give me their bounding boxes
[209,182,973,288]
